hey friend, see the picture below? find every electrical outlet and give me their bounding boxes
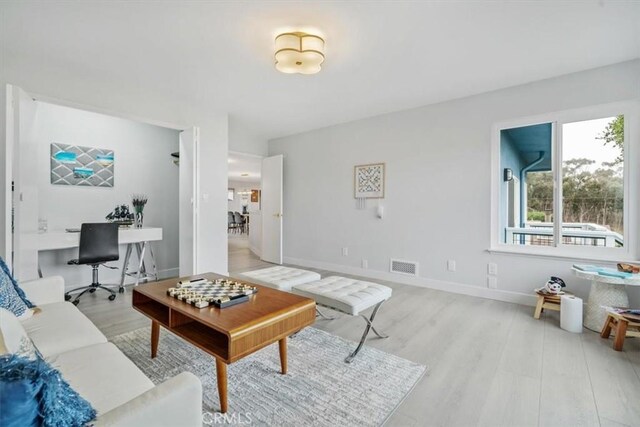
[342,247,349,256]
[487,276,498,289]
[447,260,456,272]
[362,259,368,269]
[488,263,498,275]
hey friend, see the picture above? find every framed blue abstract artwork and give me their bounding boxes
[50,143,114,187]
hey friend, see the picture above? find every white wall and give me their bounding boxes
[29,102,180,286]
[227,180,260,213]
[269,60,640,307]
[229,117,268,157]
[1,62,229,277]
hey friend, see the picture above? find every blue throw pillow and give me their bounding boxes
[0,257,34,308]
[0,375,41,427]
[0,354,96,427]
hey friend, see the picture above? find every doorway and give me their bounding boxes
[227,152,284,272]
[5,84,199,287]
[227,151,262,272]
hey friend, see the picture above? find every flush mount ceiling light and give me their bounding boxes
[275,32,325,75]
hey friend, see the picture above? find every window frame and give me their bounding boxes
[490,101,638,262]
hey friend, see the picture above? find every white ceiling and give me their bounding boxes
[2,1,639,143]
[228,152,261,183]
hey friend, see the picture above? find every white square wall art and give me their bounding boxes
[354,163,385,199]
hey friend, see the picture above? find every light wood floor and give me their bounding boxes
[77,234,640,427]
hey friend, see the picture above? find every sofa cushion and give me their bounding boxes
[48,342,154,415]
[21,302,107,358]
[237,266,321,291]
[292,276,392,315]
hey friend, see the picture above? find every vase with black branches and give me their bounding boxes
[132,194,148,228]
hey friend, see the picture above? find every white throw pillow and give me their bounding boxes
[0,308,38,359]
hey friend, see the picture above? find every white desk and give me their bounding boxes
[23,227,162,290]
[23,227,162,251]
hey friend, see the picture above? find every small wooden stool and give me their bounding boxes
[600,311,640,351]
[533,292,570,319]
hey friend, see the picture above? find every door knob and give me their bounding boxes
[273,213,282,218]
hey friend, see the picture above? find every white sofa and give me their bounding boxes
[3,276,203,426]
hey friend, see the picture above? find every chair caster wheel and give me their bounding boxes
[72,300,80,306]
[65,294,71,301]
[118,287,125,294]
[108,294,116,301]
[89,288,96,293]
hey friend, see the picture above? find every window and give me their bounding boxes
[492,102,637,260]
[561,117,624,247]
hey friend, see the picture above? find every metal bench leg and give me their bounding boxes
[316,307,336,320]
[368,319,389,339]
[345,301,388,363]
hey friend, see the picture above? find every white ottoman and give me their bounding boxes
[292,276,392,363]
[235,266,321,292]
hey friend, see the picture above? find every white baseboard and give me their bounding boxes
[249,244,261,258]
[283,256,538,307]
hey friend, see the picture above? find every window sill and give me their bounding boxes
[486,246,639,264]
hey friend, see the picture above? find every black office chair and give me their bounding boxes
[64,223,119,305]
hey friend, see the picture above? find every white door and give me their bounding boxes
[179,128,198,276]
[2,85,16,268]
[5,85,39,279]
[261,155,283,264]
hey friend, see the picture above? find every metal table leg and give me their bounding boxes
[135,242,147,286]
[146,241,158,281]
[119,244,133,293]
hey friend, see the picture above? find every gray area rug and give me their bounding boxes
[111,326,426,426]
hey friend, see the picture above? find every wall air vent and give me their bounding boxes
[390,259,418,276]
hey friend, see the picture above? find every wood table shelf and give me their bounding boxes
[132,273,316,413]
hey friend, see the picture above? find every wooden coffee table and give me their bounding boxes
[132,273,316,413]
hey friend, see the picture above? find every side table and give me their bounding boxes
[572,268,640,332]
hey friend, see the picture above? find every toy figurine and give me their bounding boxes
[544,276,566,294]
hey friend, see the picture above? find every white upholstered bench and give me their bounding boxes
[236,267,393,362]
[292,276,392,363]
[235,266,321,292]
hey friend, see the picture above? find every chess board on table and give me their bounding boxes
[167,278,258,308]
